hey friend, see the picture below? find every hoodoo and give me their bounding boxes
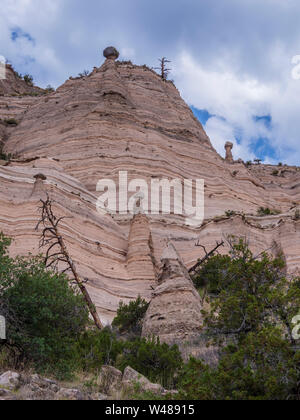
[225,141,234,163]
[142,242,203,349]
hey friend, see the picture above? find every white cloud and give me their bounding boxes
[174,51,300,164]
[120,48,136,59]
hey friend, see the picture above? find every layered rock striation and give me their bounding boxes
[0,50,299,327]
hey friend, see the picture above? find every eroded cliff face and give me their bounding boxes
[0,54,300,328]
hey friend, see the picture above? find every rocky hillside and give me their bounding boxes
[0,64,44,96]
[0,48,299,338]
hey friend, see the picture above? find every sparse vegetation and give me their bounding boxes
[78,70,90,78]
[225,210,237,217]
[45,85,55,93]
[0,152,13,161]
[14,70,23,79]
[254,158,262,165]
[294,209,300,221]
[272,169,279,176]
[257,207,280,216]
[4,118,18,126]
[23,74,34,86]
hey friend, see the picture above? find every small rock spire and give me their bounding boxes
[30,173,47,198]
[225,141,234,163]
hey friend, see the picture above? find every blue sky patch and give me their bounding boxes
[11,27,35,44]
[192,106,278,162]
[191,106,214,125]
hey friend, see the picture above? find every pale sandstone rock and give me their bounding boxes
[0,388,14,399]
[122,366,163,394]
[98,365,123,395]
[55,388,85,401]
[0,371,21,390]
[126,213,156,280]
[225,141,234,163]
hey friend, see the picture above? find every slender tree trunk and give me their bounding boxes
[38,198,103,330]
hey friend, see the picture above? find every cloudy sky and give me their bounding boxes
[1,0,300,164]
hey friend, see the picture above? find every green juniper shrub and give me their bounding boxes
[177,358,215,400]
[75,327,124,372]
[225,210,237,217]
[200,238,295,337]
[257,207,280,216]
[187,238,300,400]
[0,152,13,161]
[23,74,34,86]
[14,71,23,79]
[192,254,231,295]
[115,337,182,389]
[112,296,149,336]
[178,327,300,400]
[75,329,183,389]
[0,234,89,379]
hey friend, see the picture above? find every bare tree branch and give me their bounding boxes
[189,240,224,274]
[35,194,103,330]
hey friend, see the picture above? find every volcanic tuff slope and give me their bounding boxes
[0,57,300,327]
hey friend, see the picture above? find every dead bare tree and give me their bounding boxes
[155,57,172,81]
[189,240,224,274]
[35,195,103,330]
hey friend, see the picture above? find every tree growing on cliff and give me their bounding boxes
[23,74,33,86]
[155,57,172,81]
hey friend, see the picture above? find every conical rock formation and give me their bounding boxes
[142,242,203,346]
